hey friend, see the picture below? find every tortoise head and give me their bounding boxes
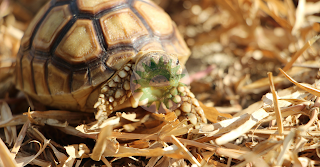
[131,51,186,112]
[133,51,184,88]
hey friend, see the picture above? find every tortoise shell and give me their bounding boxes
[16,0,190,111]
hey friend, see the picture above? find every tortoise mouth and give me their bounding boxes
[130,51,188,113]
[133,51,183,88]
[149,75,170,87]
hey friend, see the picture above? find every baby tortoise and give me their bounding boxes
[16,0,207,124]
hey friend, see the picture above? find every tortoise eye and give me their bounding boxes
[176,59,179,65]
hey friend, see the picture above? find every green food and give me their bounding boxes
[133,57,186,111]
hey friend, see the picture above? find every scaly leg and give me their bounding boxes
[94,63,133,119]
[173,86,207,124]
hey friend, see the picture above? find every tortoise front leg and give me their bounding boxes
[172,86,207,124]
[94,63,133,117]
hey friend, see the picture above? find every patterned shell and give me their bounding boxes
[16,0,190,111]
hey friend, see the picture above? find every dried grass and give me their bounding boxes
[1,0,320,166]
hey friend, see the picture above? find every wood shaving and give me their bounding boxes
[2,0,320,166]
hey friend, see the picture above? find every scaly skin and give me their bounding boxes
[94,51,207,124]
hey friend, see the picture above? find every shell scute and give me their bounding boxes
[15,51,23,90]
[47,62,71,95]
[162,26,190,65]
[89,63,115,87]
[55,19,102,64]
[21,2,50,49]
[71,70,90,91]
[100,8,148,47]
[77,0,126,14]
[134,1,173,37]
[32,57,50,96]
[106,50,135,70]
[71,85,94,109]
[139,40,163,51]
[50,94,79,110]
[33,5,72,52]
[172,26,191,64]
[21,53,36,95]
